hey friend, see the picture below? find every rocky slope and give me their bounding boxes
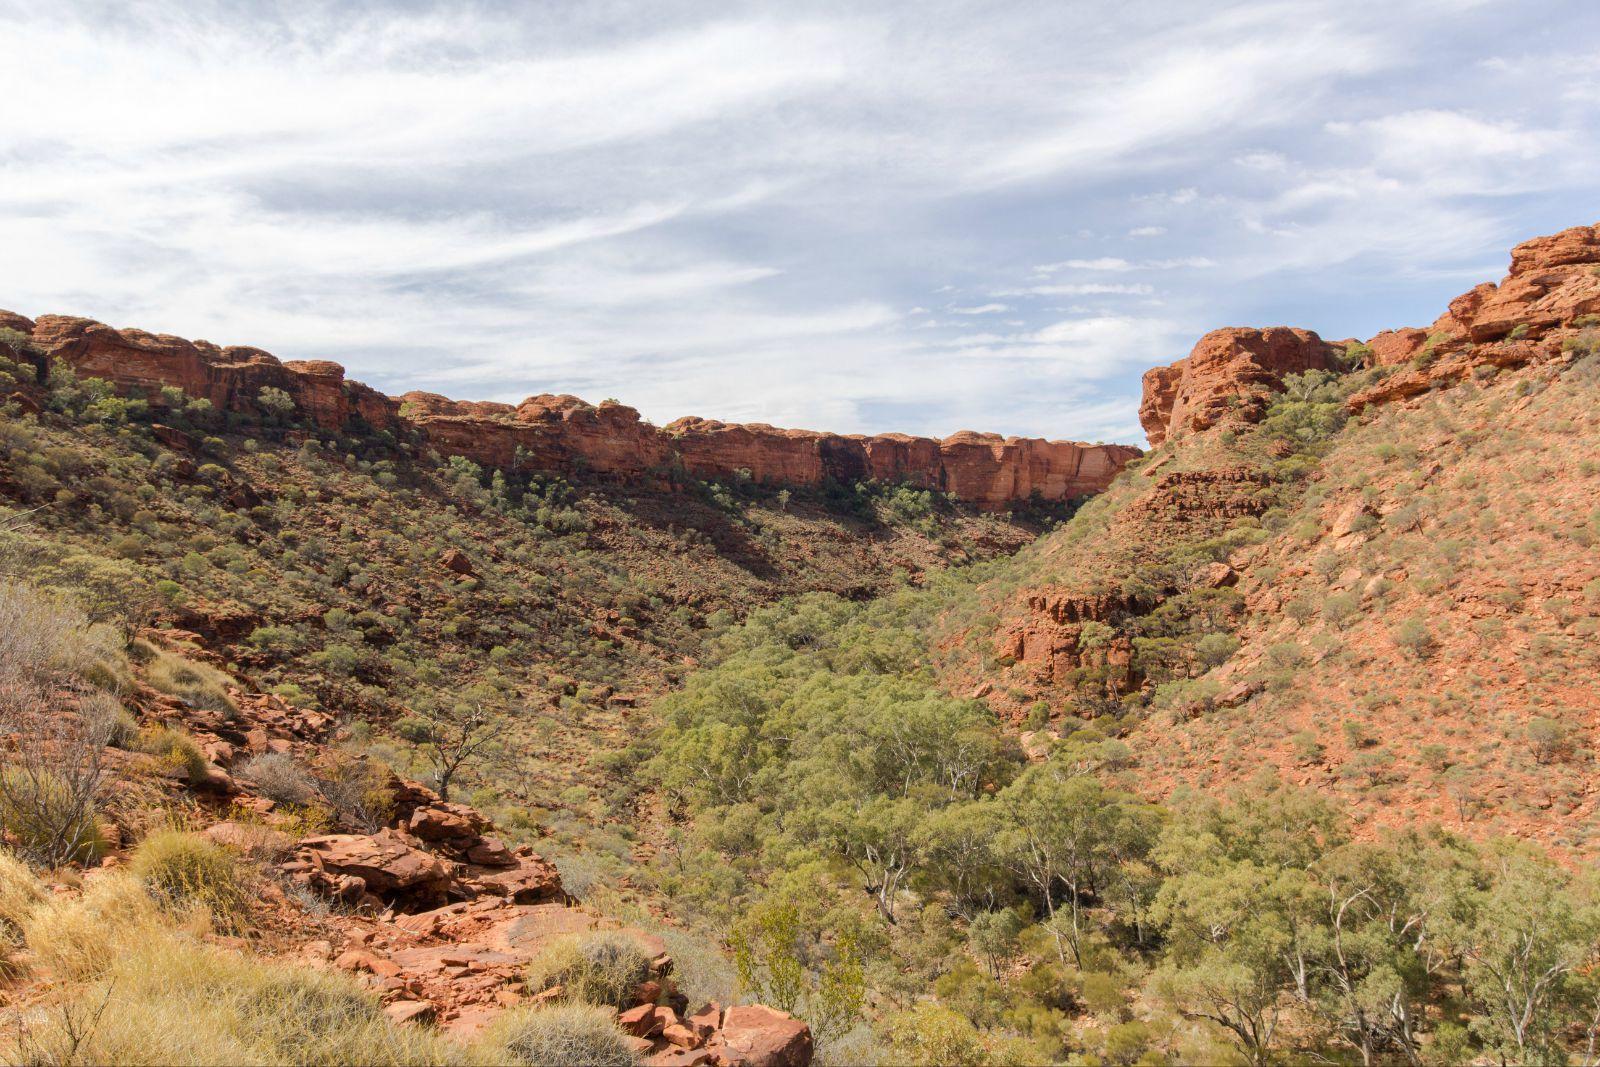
[1,310,1136,510]
[945,219,1600,854]
[16,624,812,1065]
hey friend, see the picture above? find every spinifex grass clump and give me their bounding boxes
[525,930,653,1008]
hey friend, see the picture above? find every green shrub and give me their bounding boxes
[884,1002,988,1066]
[0,769,107,865]
[525,930,653,1008]
[1391,617,1434,658]
[237,752,316,805]
[480,1003,640,1066]
[146,650,237,716]
[134,725,211,781]
[130,830,250,931]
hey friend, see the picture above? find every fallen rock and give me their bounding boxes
[1193,562,1238,589]
[295,829,452,904]
[712,1005,814,1067]
[620,1003,664,1039]
[439,549,476,577]
[384,999,436,1026]
[470,853,563,903]
[407,802,488,844]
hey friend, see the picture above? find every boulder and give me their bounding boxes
[296,830,452,902]
[383,1000,435,1026]
[151,423,197,452]
[712,1005,813,1067]
[464,836,515,867]
[438,549,476,577]
[407,802,488,843]
[619,1003,664,1038]
[470,853,563,903]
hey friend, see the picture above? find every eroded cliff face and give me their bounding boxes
[4,310,1139,509]
[1136,222,1600,448]
[664,418,1137,511]
[26,314,400,434]
[1137,326,1340,447]
[1348,220,1600,411]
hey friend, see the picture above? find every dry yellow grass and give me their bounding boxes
[21,871,167,982]
[524,930,653,1009]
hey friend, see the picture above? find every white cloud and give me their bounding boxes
[1037,257,1133,272]
[1128,226,1167,236]
[994,284,1155,296]
[951,303,1011,314]
[1235,151,1289,171]
[1035,257,1213,274]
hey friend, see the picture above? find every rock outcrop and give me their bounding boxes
[105,631,812,1057]
[1347,220,1600,413]
[1137,222,1600,449]
[6,310,1138,509]
[665,418,1136,511]
[1138,327,1341,447]
[28,314,398,433]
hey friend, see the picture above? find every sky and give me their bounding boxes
[2,1,1597,444]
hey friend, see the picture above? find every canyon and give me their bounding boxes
[2,309,1137,511]
[3,219,1600,1067]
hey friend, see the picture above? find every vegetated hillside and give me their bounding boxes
[0,353,1059,830]
[0,322,1077,1064]
[1,222,1597,1067]
[643,222,1600,1067]
[940,222,1600,857]
[0,567,814,1064]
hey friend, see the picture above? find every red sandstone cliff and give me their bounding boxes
[1137,221,1600,448]
[1137,326,1340,447]
[2,309,1138,509]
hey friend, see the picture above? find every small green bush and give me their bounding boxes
[480,1003,640,1066]
[134,725,210,781]
[129,829,250,932]
[525,930,653,1008]
[0,769,107,865]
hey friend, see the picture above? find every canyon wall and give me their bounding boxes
[1,310,1139,509]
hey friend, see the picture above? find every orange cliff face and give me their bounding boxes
[1138,326,1341,447]
[3,310,1141,509]
[1136,220,1600,448]
[664,418,1138,511]
[1348,220,1600,411]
